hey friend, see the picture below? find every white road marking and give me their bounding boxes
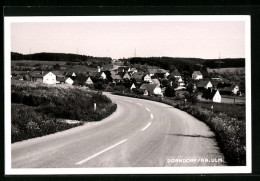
[75,139,127,165]
[145,107,150,112]
[141,122,152,131]
[150,114,154,119]
[136,103,142,106]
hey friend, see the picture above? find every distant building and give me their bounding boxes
[220,84,240,95]
[192,71,203,80]
[65,77,74,85]
[143,74,152,83]
[140,83,162,95]
[197,80,213,91]
[171,70,181,78]
[85,77,93,84]
[30,71,56,85]
[202,89,222,103]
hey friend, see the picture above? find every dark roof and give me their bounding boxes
[171,70,181,76]
[202,89,219,99]
[90,72,103,77]
[151,79,160,85]
[56,76,66,82]
[111,74,122,80]
[223,84,238,92]
[197,80,211,88]
[140,83,159,93]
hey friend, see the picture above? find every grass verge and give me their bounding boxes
[11,80,117,143]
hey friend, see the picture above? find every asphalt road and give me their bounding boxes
[12,93,225,168]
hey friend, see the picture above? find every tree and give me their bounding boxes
[161,79,170,87]
[164,86,175,97]
[53,63,60,70]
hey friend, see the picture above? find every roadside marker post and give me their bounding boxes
[94,103,96,111]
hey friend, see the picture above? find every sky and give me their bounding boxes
[11,21,245,59]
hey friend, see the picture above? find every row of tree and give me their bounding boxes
[11,52,112,64]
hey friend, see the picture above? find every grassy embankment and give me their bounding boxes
[113,92,246,166]
[11,80,117,143]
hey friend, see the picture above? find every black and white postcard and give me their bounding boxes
[4,15,251,174]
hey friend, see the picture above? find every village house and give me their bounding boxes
[90,72,107,79]
[151,78,160,85]
[202,88,222,103]
[143,74,152,83]
[171,70,181,79]
[64,72,77,77]
[65,77,74,85]
[176,77,185,86]
[85,77,94,84]
[111,74,123,83]
[140,83,162,96]
[118,72,131,80]
[220,84,240,95]
[155,69,170,78]
[147,69,158,76]
[30,71,56,85]
[197,80,213,91]
[131,73,143,83]
[130,67,138,73]
[192,71,203,80]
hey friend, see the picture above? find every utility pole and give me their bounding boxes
[218,52,221,69]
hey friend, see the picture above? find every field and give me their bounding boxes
[197,94,245,104]
[208,67,245,74]
[12,60,68,66]
[11,80,117,143]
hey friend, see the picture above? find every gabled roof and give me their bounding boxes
[193,71,202,75]
[132,73,143,79]
[30,71,51,78]
[147,69,158,74]
[202,89,219,99]
[90,72,104,77]
[197,80,211,88]
[223,84,239,92]
[111,74,122,80]
[171,70,181,76]
[156,69,168,74]
[145,84,160,93]
[56,76,66,82]
[140,83,159,92]
[151,79,160,85]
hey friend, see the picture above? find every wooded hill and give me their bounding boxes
[11,52,112,64]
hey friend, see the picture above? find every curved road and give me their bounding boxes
[12,93,225,168]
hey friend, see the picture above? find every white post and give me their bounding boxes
[94,103,96,111]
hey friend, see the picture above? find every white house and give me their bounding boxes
[85,77,93,84]
[143,74,152,83]
[192,71,203,80]
[212,90,222,103]
[130,83,136,90]
[177,77,185,86]
[65,77,74,85]
[42,72,56,85]
[140,83,162,95]
[197,80,213,91]
[202,89,222,103]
